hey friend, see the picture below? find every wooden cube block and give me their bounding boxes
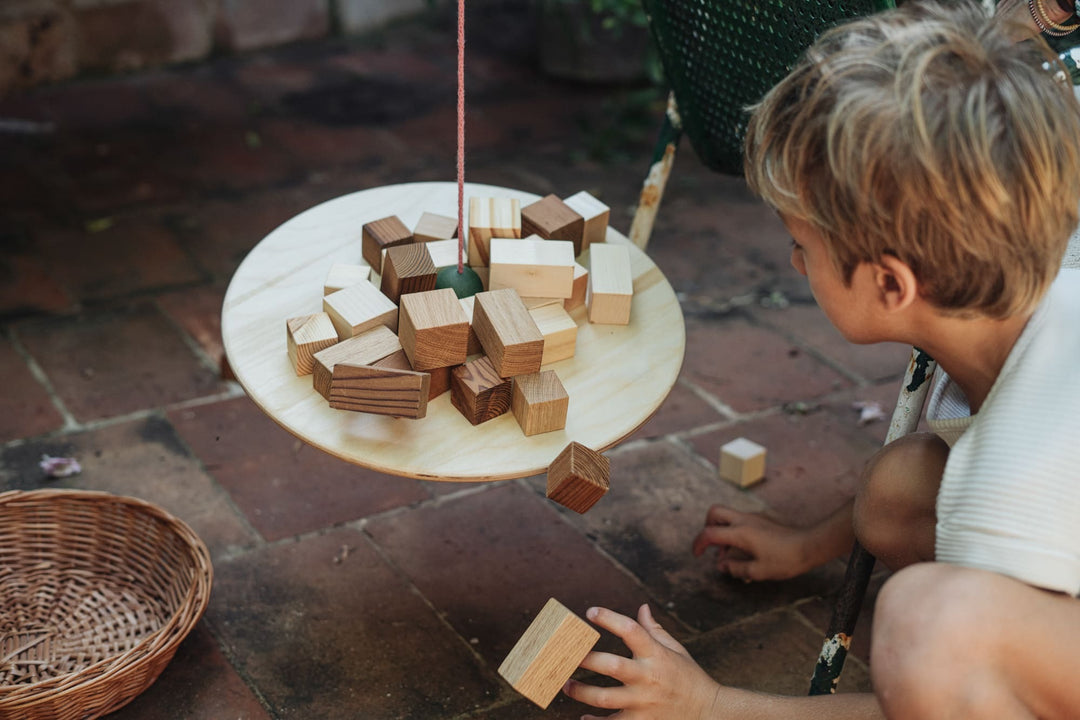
[323,262,372,295]
[329,363,430,419]
[413,211,458,243]
[468,196,521,267]
[380,243,437,304]
[286,312,338,376]
[489,237,575,299]
[587,243,633,325]
[522,194,585,256]
[528,303,577,365]
[564,262,589,312]
[498,598,600,709]
[311,325,402,400]
[450,356,512,425]
[399,288,470,371]
[424,238,462,269]
[458,296,483,356]
[562,190,609,254]
[472,288,544,378]
[512,370,568,436]
[323,281,398,341]
[719,437,767,487]
[546,441,610,514]
[362,215,413,273]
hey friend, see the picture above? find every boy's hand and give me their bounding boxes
[692,505,812,581]
[563,604,722,720]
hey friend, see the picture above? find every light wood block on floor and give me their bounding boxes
[719,437,767,487]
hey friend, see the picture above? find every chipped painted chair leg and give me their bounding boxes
[629,92,683,251]
[808,347,938,696]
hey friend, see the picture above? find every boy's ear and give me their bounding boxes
[873,255,918,311]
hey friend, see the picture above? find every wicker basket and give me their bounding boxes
[0,489,213,720]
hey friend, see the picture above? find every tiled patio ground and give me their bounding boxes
[0,3,911,718]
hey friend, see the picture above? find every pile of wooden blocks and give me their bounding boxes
[284,191,634,438]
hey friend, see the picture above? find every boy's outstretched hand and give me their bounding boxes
[562,604,722,720]
[692,505,818,581]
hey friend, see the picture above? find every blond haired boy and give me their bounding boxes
[564,2,1080,718]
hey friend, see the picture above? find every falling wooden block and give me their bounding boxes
[489,237,575,299]
[719,437,767,487]
[450,355,512,425]
[323,262,372,295]
[399,288,470,371]
[522,194,585,256]
[413,211,458,243]
[587,243,633,325]
[564,262,589,312]
[563,191,609,254]
[512,370,569,436]
[472,288,544,378]
[498,598,600,709]
[323,281,399,340]
[468,196,521,267]
[311,325,402,400]
[286,312,338,376]
[458,296,483,356]
[424,238,462,269]
[329,363,430,419]
[547,441,610,514]
[362,215,413,273]
[528,303,577,365]
[380,243,437,304]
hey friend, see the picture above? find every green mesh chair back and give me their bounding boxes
[641,0,895,175]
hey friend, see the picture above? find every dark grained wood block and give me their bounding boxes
[546,441,610,513]
[329,363,430,418]
[381,243,437,304]
[521,194,585,256]
[362,215,412,272]
[450,356,512,425]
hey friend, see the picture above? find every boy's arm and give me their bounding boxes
[564,605,884,720]
[692,500,855,581]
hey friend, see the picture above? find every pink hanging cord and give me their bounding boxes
[456,0,466,273]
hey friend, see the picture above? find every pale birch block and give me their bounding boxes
[323,280,399,340]
[424,238,463,269]
[399,288,470,370]
[511,370,568,436]
[489,237,575,299]
[413,211,458,243]
[311,325,402,400]
[587,243,633,325]
[472,288,544,378]
[469,196,521,267]
[521,296,562,310]
[286,312,338,376]
[564,262,588,312]
[498,598,600,709]
[719,437,767,487]
[323,262,372,295]
[529,303,577,365]
[563,190,609,254]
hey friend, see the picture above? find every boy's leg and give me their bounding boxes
[852,432,947,571]
[872,563,1080,719]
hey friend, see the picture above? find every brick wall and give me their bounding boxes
[0,0,430,96]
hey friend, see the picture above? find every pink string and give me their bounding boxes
[456,0,466,273]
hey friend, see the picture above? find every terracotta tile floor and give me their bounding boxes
[0,4,910,718]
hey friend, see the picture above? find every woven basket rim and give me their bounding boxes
[0,488,213,715]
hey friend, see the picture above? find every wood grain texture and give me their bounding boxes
[458,296,483,356]
[380,243,437,304]
[286,312,339,376]
[498,598,599,709]
[563,190,609,255]
[311,325,402,400]
[362,215,412,272]
[489,237,575,299]
[450,356,512,425]
[322,280,399,340]
[564,262,588,312]
[528,303,577,366]
[329,363,430,419]
[221,181,684,482]
[521,194,585,256]
[586,243,633,325]
[512,370,568,436]
[423,238,461,269]
[546,441,610,514]
[468,196,521,267]
[472,288,544,378]
[413,211,458,243]
[323,262,372,295]
[399,288,469,371]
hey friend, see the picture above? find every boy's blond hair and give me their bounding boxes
[745,0,1080,318]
